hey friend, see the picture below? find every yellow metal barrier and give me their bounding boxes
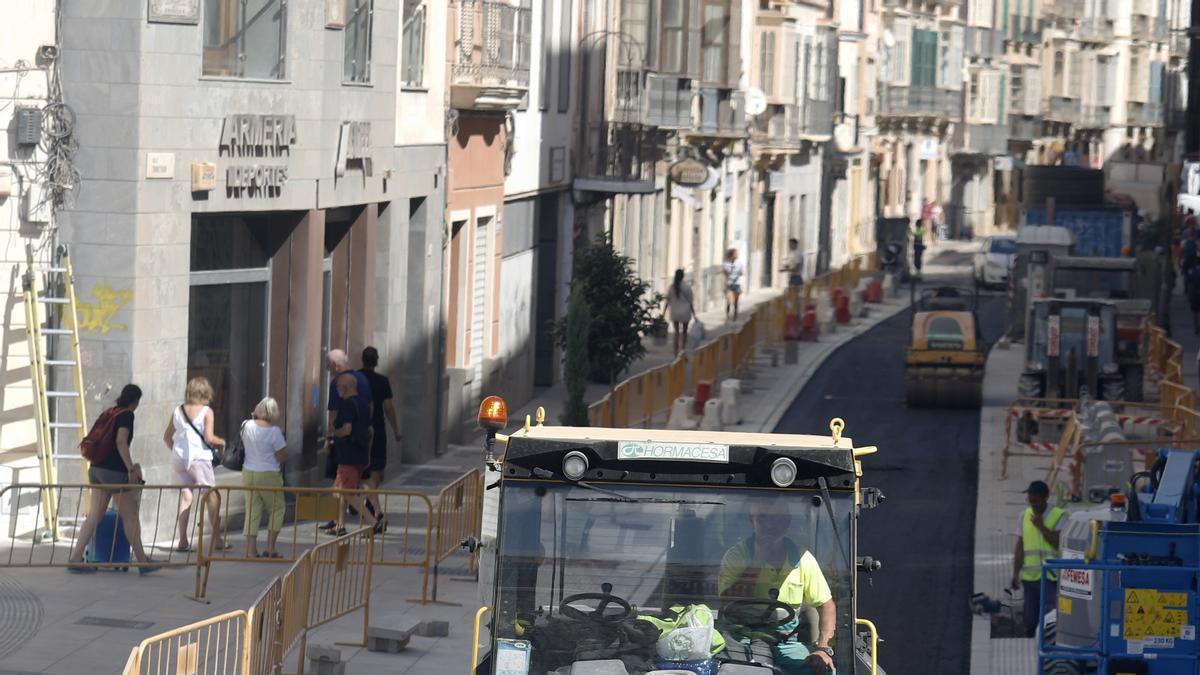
[0,483,206,570]
[124,610,249,675]
[246,575,284,675]
[192,485,432,600]
[430,469,483,603]
[304,527,373,645]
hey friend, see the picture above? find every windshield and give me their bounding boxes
[1055,268,1132,299]
[989,238,1017,254]
[491,481,855,675]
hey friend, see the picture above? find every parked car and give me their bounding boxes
[973,235,1017,288]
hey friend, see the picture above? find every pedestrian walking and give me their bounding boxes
[1010,480,1066,638]
[240,397,288,559]
[1187,262,1200,335]
[358,346,401,527]
[785,238,805,287]
[1181,228,1198,295]
[322,349,373,532]
[325,373,379,536]
[663,269,695,356]
[911,220,927,277]
[165,376,229,553]
[67,384,159,574]
[723,248,744,321]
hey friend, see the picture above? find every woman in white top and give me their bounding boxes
[723,247,745,321]
[663,269,696,356]
[163,376,227,552]
[241,397,289,558]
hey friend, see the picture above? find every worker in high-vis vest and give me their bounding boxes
[1010,480,1066,637]
[719,499,836,674]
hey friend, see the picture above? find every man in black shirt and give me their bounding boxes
[359,347,401,527]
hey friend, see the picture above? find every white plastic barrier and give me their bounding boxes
[719,379,742,426]
[699,398,724,431]
[667,396,699,430]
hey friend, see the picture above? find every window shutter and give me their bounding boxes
[1025,65,1041,115]
[1068,51,1082,98]
[998,72,1006,121]
[1095,57,1110,106]
[784,34,797,101]
[727,0,741,86]
[1150,60,1163,102]
[686,0,702,80]
[950,26,964,89]
[893,18,911,85]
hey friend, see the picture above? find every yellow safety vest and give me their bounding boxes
[1020,506,1066,582]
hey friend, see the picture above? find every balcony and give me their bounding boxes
[1131,14,1167,40]
[961,124,1009,155]
[751,104,800,153]
[1079,104,1111,128]
[573,122,656,194]
[692,88,745,138]
[449,0,532,110]
[1009,114,1042,141]
[1043,95,1081,123]
[877,85,961,120]
[1172,32,1189,55]
[964,27,1003,60]
[645,73,694,130]
[1044,0,1084,19]
[1127,101,1163,126]
[1008,15,1043,44]
[1079,18,1115,42]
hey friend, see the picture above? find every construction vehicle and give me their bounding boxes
[1039,449,1200,673]
[1048,257,1150,401]
[903,286,985,408]
[470,398,886,675]
[1019,299,1126,402]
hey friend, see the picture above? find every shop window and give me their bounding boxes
[401,1,426,88]
[203,0,287,79]
[188,215,278,440]
[345,0,374,84]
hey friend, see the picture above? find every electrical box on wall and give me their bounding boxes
[0,167,12,197]
[21,183,50,223]
[15,108,42,146]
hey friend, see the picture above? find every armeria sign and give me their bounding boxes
[218,114,296,196]
[616,441,730,463]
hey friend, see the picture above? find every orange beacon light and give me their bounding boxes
[478,396,508,462]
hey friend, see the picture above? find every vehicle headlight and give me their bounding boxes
[770,458,797,487]
[563,451,589,481]
[1102,363,1119,375]
[1027,361,1045,372]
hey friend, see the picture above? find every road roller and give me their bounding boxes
[903,286,986,408]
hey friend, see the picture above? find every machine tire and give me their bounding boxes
[1100,377,1125,402]
[1123,366,1144,402]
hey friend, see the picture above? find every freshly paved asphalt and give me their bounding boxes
[774,260,1007,675]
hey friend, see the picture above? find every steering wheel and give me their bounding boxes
[559,590,633,624]
[721,599,796,630]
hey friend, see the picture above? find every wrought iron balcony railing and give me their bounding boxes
[696,88,745,137]
[1008,114,1042,141]
[1043,95,1081,122]
[1079,18,1115,42]
[876,85,961,119]
[451,0,531,106]
[1079,104,1111,128]
[1126,101,1163,126]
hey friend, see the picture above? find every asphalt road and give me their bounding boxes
[774,263,1007,675]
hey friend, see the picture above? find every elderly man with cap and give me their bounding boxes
[1010,480,1066,637]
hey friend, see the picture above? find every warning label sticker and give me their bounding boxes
[1124,588,1191,641]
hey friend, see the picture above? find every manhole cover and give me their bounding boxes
[0,571,42,659]
[76,616,155,630]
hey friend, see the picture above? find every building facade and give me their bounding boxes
[0,1,59,484]
[50,0,438,484]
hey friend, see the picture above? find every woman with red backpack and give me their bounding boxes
[67,384,159,573]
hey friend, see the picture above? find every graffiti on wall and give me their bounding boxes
[78,284,133,334]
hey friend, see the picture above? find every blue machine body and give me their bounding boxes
[1038,450,1200,673]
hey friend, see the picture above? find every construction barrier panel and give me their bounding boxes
[0,483,208,570]
[192,485,432,600]
[430,469,483,603]
[246,575,285,675]
[124,610,249,675]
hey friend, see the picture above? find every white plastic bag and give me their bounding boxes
[686,320,706,350]
[656,606,715,661]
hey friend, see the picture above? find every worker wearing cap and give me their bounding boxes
[1010,480,1066,638]
[719,500,836,673]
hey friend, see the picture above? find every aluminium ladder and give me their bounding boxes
[22,244,88,541]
